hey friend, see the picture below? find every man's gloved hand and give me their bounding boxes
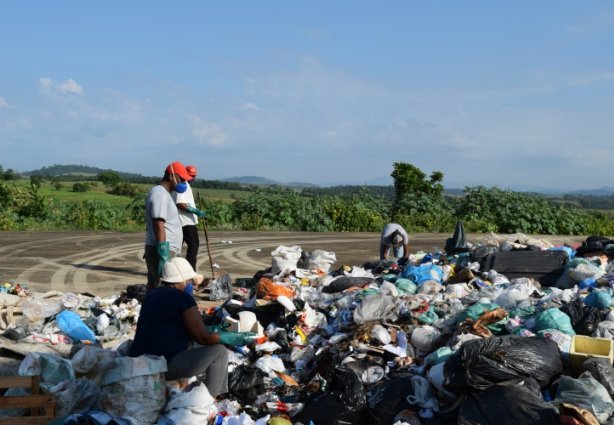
[186,206,206,218]
[206,322,231,333]
[218,331,256,346]
[156,241,170,277]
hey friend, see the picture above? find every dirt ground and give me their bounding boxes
[0,230,586,297]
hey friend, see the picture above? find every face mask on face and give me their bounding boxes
[174,181,188,193]
[184,282,194,296]
[169,162,188,193]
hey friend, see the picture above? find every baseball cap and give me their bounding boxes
[186,165,198,178]
[392,234,404,245]
[165,161,191,181]
[161,257,198,283]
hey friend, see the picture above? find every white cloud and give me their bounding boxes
[240,102,260,111]
[39,77,84,96]
[0,96,8,109]
[190,116,227,146]
[57,78,84,95]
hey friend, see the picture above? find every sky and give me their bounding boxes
[1,2,614,190]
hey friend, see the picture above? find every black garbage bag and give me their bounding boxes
[458,377,559,425]
[445,220,468,256]
[582,358,614,398]
[228,365,266,404]
[322,276,374,293]
[125,284,147,303]
[560,298,605,335]
[293,392,368,425]
[329,367,367,409]
[366,374,414,425]
[444,336,563,392]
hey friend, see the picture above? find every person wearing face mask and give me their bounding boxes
[172,164,206,272]
[129,257,255,396]
[144,161,192,291]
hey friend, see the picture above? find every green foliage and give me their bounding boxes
[0,165,19,181]
[98,171,122,187]
[125,193,147,226]
[321,188,390,232]
[30,175,43,191]
[109,182,141,197]
[393,193,455,232]
[584,211,614,236]
[456,186,588,235]
[232,189,332,231]
[199,199,234,229]
[391,162,446,222]
[0,181,50,219]
[72,182,90,193]
[65,200,119,230]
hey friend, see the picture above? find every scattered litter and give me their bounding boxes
[3,232,614,424]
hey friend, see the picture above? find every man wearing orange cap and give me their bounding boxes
[144,161,193,291]
[172,164,206,272]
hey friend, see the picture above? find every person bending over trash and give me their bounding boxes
[129,257,254,397]
[380,222,410,261]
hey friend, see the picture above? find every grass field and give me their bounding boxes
[14,179,250,207]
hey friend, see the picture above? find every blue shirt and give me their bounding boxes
[129,286,196,363]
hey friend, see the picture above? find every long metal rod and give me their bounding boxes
[195,191,215,279]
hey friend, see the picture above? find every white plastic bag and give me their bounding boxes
[159,382,218,425]
[307,250,336,273]
[271,245,302,274]
[98,355,167,425]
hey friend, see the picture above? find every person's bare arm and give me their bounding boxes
[176,202,190,211]
[402,243,410,258]
[182,306,220,345]
[153,219,166,243]
[382,243,391,259]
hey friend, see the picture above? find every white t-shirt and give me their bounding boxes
[172,183,198,227]
[145,185,183,253]
[381,223,409,245]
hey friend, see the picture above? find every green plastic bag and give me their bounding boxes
[534,308,575,336]
[395,278,417,295]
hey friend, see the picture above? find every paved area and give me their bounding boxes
[0,231,585,296]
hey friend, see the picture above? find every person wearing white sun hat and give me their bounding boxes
[129,257,254,396]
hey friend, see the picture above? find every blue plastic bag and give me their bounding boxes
[584,290,612,309]
[402,263,443,284]
[56,310,97,343]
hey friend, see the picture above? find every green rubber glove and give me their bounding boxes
[218,331,256,346]
[186,206,206,218]
[156,241,170,277]
[206,323,231,333]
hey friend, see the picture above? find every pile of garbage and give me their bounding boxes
[2,232,614,424]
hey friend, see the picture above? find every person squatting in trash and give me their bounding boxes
[172,164,206,272]
[143,161,191,291]
[129,257,255,397]
[380,222,410,261]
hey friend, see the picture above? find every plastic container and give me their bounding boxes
[569,335,614,368]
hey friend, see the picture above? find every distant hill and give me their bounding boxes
[222,176,318,188]
[25,164,145,180]
[566,186,614,196]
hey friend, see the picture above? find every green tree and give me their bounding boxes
[72,182,90,192]
[97,171,121,188]
[30,175,43,191]
[390,162,447,224]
